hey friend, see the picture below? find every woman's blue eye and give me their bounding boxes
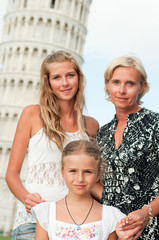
[53,76,60,80]
[112,80,119,84]
[128,82,134,86]
[85,170,92,174]
[68,73,74,77]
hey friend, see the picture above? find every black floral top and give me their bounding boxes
[96,108,159,239]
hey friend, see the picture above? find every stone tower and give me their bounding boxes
[0,0,92,233]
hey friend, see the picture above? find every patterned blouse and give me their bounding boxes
[96,108,159,240]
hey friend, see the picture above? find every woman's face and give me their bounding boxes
[108,67,144,112]
[48,60,79,103]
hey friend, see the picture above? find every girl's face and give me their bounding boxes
[61,153,99,197]
[48,61,79,103]
[108,67,145,112]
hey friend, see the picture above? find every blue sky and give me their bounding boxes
[83,0,159,126]
[0,0,159,126]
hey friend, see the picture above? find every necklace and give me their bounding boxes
[61,114,77,133]
[65,196,94,231]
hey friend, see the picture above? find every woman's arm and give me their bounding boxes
[5,106,45,212]
[118,195,159,240]
[85,116,99,141]
[35,221,49,240]
[108,231,118,240]
[91,181,103,202]
[117,115,159,239]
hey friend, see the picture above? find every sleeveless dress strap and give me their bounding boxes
[83,115,87,130]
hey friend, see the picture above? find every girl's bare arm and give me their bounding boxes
[35,221,49,240]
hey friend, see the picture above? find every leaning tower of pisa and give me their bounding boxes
[0,0,92,233]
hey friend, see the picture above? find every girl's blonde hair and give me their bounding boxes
[40,51,85,151]
[62,140,102,173]
[104,55,149,105]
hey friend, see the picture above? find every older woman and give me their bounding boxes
[96,56,159,239]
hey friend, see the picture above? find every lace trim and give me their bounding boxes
[26,162,65,185]
[13,210,36,230]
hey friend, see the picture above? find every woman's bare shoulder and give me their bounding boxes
[84,116,99,140]
[20,105,42,132]
[22,104,41,116]
[85,116,99,130]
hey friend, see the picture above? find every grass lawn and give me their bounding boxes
[0,237,11,240]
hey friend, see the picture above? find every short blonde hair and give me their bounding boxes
[104,55,149,105]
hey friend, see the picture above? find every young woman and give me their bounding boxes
[32,140,127,240]
[95,55,159,239]
[5,51,99,240]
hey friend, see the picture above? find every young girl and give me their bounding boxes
[5,51,99,240]
[32,140,128,240]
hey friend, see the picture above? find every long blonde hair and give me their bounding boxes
[40,50,85,151]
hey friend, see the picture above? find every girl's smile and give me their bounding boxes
[61,153,99,196]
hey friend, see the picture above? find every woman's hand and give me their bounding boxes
[24,193,45,213]
[117,208,149,240]
[116,219,133,240]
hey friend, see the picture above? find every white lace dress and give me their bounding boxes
[13,128,89,230]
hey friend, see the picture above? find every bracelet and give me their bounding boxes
[142,204,153,226]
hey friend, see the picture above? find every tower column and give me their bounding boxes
[76,0,82,21]
[81,3,86,23]
[15,17,20,39]
[25,49,32,72]
[70,0,75,18]
[3,49,9,72]
[66,26,71,48]
[49,20,55,43]
[77,33,82,54]
[9,47,16,71]
[22,16,29,39]
[19,0,24,9]
[18,47,24,71]
[63,0,67,11]
[55,0,59,9]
